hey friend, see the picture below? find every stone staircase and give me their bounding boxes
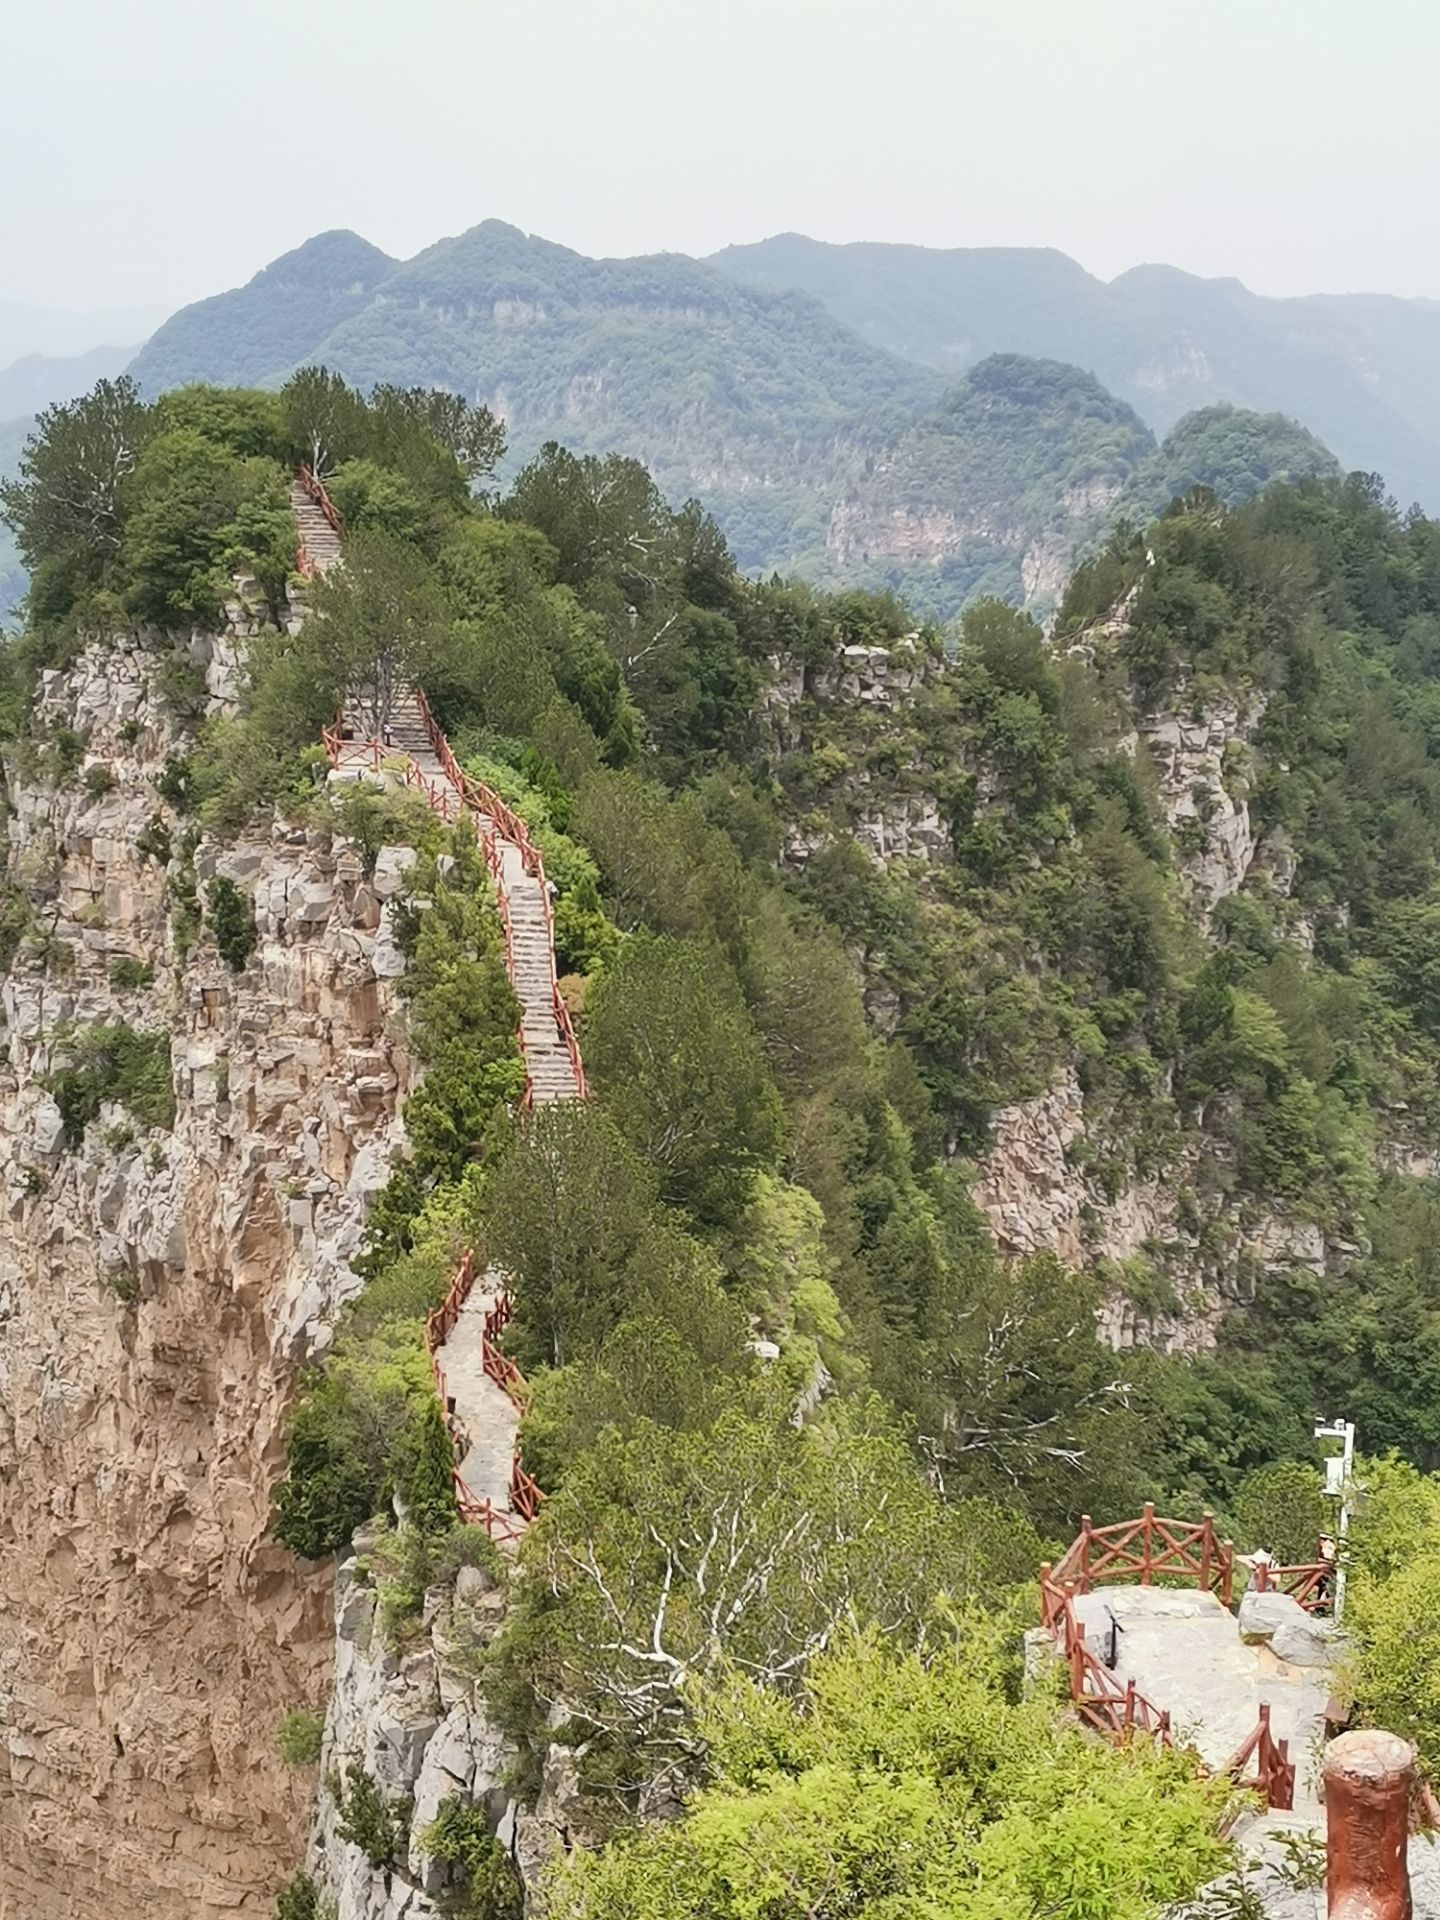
[339,690,582,1107]
[291,477,343,575]
[301,463,581,1534]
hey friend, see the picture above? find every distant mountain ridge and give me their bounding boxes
[710,234,1440,509]
[0,344,139,421]
[118,221,1350,616]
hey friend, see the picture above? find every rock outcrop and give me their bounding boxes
[0,635,414,1917]
[1135,692,1263,915]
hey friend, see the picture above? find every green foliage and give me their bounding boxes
[275,1709,324,1767]
[418,1797,523,1920]
[333,1763,411,1870]
[1232,1461,1327,1563]
[0,377,152,599]
[545,1622,1234,1920]
[206,875,258,971]
[46,1022,175,1144]
[276,1872,321,1920]
[1346,1506,1440,1771]
[107,955,154,990]
[481,1100,656,1369]
[585,931,783,1230]
[492,1393,1043,1802]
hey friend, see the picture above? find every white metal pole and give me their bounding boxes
[1335,1419,1355,1626]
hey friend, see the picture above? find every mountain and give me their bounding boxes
[0,298,170,367]
[131,229,399,390]
[132,221,943,571]
[0,343,138,420]
[124,223,1341,611]
[710,236,1440,510]
[816,367,1337,615]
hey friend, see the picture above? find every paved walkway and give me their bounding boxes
[1104,1587,1331,1818]
[435,1276,518,1513]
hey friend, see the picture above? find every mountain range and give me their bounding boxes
[713,235,1440,511]
[9,219,1440,623]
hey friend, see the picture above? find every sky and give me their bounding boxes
[2,0,1434,328]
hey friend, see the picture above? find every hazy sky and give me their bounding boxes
[3,0,1433,319]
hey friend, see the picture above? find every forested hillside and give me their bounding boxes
[713,233,1440,510]
[120,224,1337,616]
[13,375,1440,1912]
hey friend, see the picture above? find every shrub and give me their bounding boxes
[334,1764,410,1870]
[276,1708,325,1767]
[108,955,154,990]
[1233,1460,1327,1564]
[46,1022,176,1145]
[154,754,195,809]
[83,762,116,799]
[276,1872,320,1920]
[206,875,258,971]
[135,812,173,865]
[419,1797,523,1920]
[152,647,210,719]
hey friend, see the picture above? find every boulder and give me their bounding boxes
[372,844,418,899]
[1238,1587,1309,1643]
[1272,1613,1340,1666]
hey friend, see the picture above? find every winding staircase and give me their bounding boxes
[298,469,580,1541]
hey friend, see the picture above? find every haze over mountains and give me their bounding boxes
[7,217,1440,621]
[714,234,1440,511]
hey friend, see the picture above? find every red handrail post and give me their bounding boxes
[1221,1539,1234,1607]
[1200,1510,1213,1595]
[1079,1516,1092,1594]
[1142,1502,1155,1585]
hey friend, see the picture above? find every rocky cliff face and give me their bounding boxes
[305,1538,575,1920]
[0,630,414,1917]
[1134,692,1262,916]
[970,1071,1334,1353]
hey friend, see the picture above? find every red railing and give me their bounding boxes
[1043,1505,1236,1609]
[1224,1704,1296,1811]
[1253,1559,1333,1615]
[413,689,588,1101]
[1039,1506,1295,1810]
[294,464,345,579]
[319,703,587,1105]
[422,1249,546,1543]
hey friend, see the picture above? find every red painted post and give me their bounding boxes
[1039,1563,1053,1626]
[1324,1731,1413,1920]
[1079,1515,1092,1593]
[1124,1680,1136,1729]
[1221,1539,1234,1608]
[1142,1502,1155,1585]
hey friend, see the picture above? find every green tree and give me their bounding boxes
[281,365,369,478]
[1232,1460,1327,1563]
[370,385,506,485]
[481,1101,657,1368]
[542,1622,1229,1920]
[495,1395,1039,1797]
[302,530,455,735]
[0,376,153,604]
[585,932,783,1229]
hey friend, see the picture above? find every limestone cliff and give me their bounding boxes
[0,629,413,1917]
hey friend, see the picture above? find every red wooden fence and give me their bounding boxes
[423,1248,546,1543]
[1039,1506,1296,1810]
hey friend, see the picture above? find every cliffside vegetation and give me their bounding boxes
[15,370,1440,1909]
